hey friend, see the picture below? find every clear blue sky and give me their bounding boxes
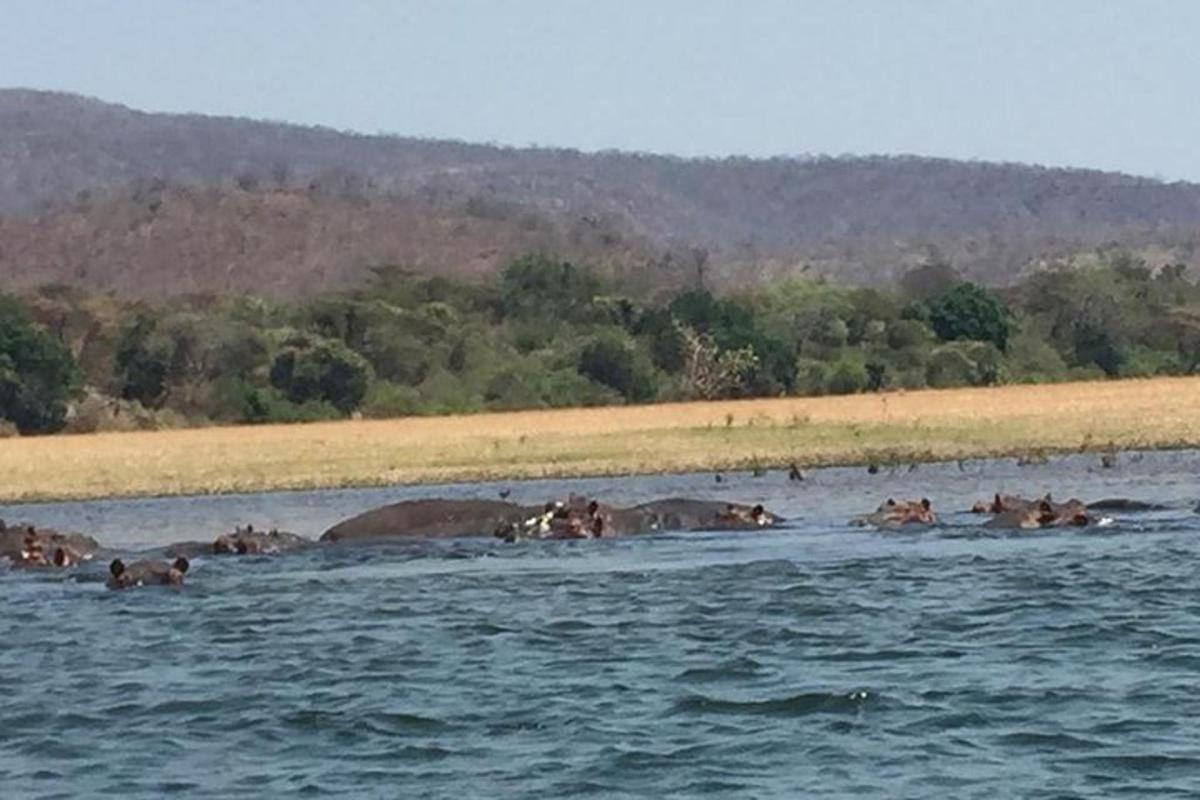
[4,0,1199,180]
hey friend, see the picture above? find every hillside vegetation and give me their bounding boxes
[0,251,1197,438]
[4,89,1200,294]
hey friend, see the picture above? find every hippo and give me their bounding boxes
[1087,498,1168,512]
[618,498,781,534]
[984,496,1091,529]
[0,523,102,569]
[213,525,312,555]
[107,557,189,590]
[970,493,1030,514]
[857,498,936,529]
[496,497,614,542]
[321,499,532,542]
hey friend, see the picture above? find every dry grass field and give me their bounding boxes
[2,377,1199,503]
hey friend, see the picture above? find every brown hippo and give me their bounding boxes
[857,498,936,528]
[0,523,102,569]
[970,493,1032,514]
[321,499,532,542]
[213,525,312,555]
[984,495,1091,529]
[617,498,781,535]
[106,557,189,590]
[495,497,614,542]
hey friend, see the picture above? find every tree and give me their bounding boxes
[577,331,657,403]
[0,296,78,433]
[900,260,962,301]
[500,255,603,321]
[114,312,171,408]
[676,322,758,400]
[269,337,373,413]
[927,283,1010,352]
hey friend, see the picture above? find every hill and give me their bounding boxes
[4,88,1200,296]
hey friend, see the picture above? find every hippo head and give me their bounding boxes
[719,503,777,528]
[876,498,936,525]
[168,557,189,584]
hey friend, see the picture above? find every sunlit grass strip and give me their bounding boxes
[1,376,1199,503]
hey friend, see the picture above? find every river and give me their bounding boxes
[2,450,1199,797]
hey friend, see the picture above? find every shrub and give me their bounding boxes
[825,355,868,395]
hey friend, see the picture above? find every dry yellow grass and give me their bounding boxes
[2,376,1199,503]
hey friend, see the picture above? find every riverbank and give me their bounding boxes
[2,376,1198,503]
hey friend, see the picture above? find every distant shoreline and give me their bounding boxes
[1,377,1198,504]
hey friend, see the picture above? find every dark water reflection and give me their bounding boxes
[2,450,1200,797]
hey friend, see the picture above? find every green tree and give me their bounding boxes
[927,283,1010,352]
[114,312,171,408]
[500,255,604,321]
[0,296,79,433]
[577,331,658,403]
[269,337,374,413]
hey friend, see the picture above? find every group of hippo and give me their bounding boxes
[856,491,1162,529]
[0,496,780,590]
[0,489,1168,589]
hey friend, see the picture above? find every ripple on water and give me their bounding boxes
[5,459,1200,797]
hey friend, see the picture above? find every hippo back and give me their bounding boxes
[321,499,531,542]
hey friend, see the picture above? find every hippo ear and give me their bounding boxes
[109,559,125,577]
[53,547,67,567]
[173,557,190,574]
[886,498,896,506]
[752,504,764,518]
[587,500,599,515]
[921,498,931,510]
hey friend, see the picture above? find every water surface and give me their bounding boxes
[3,450,1200,797]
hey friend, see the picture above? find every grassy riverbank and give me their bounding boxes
[1,376,1198,503]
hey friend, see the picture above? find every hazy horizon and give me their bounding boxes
[4,1,1200,181]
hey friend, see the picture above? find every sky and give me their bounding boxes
[3,0,1200,180]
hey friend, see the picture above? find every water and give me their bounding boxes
[3,451,1200,798]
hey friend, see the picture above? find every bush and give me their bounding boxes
[360,381,423,418]
[825,355,868,395]
[793,358,828,395]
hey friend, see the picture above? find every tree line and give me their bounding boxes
[2,251,1199,435]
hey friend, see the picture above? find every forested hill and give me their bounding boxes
[4,88,1200,296]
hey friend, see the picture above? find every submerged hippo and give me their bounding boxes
[1086,498,1168,512]
[857,498,936,529]
[213,525,312,555]
[106,557,189,590]
[321,499,532,542]
[0,523,102,569]
[984,495,1091,529]
[496,497,619,542]
[616,498,781,535]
